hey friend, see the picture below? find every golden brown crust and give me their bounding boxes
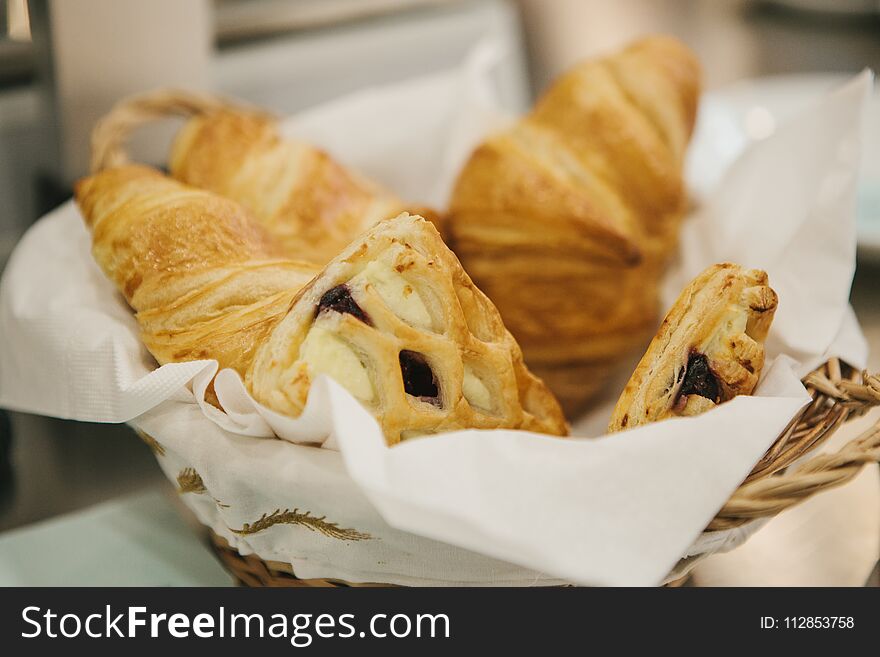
[448,35,701,412]
[608,263,778,432]
[248,213,568,443]
[75,164,319,377]
[168,110,437,265]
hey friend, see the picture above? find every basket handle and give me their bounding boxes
[89,88,258,174]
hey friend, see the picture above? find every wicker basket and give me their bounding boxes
[99,90,880,586]
[192,360,879,587]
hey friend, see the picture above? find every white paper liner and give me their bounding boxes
[0,45,872,585]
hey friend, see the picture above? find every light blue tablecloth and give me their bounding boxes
[0,488,233,586]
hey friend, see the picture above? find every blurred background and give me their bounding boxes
[0,0,878,585]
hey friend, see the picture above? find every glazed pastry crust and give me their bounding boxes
[608,263,778,432]
[448,36,701,413]
[169,109,440,265]
[248,213,568,444]
[75,165,319,378]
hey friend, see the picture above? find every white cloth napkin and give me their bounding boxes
[0,46,872,585]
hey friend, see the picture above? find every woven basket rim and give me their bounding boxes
[709,358,880,530]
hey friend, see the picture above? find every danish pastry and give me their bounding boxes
[248,213,568,444]
[448,35,701,414]
[607,263,777,432]
[168,108,439,265]
[75,165,566,443]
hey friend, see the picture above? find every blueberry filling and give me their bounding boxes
[316,284,371,325]
[399,350,441,406]
[678,352,719,403]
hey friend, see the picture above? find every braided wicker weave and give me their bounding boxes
[710,361,880,530]
[90,89,259,174]
[98,90,880,586]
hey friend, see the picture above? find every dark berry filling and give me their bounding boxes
[316,284,371,325]
[399,350,441,406]
[678,352,720,403]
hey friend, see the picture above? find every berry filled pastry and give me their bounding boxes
[248,213,568,444]
[608,263,777,432]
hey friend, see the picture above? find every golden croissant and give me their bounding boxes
[168,108,439,266]
[75,165,567,443]
[448,35,701,414]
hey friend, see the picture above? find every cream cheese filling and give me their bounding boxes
[462,364,492,410]
[354,258,432,330]
[300,325,375,403]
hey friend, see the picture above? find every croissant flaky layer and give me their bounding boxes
[608,263,778,432]
[448,35,701,414]
[75,165,319,377]
[75,166,566,443]
[168,109,439,266]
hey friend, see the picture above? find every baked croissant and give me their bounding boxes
[608,263,777,432]
[448,35,701,414]
[74,164,318,378]
[75,166,566,443]
[168,108,438,266]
